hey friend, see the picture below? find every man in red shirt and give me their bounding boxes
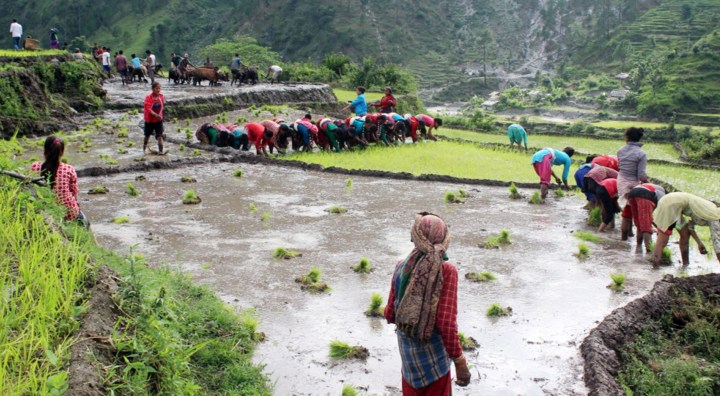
[143,82,165,154]
[245,122,273,156]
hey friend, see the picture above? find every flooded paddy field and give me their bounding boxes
[78,159,716,396]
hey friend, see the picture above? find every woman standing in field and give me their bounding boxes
[385,212,471,395]
[31,136,89,227]
[617,127,648,236]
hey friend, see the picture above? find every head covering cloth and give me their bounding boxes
[395,212,450,342]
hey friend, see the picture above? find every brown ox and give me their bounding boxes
[190,67,221,86]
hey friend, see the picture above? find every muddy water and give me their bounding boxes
[79,160,716,396]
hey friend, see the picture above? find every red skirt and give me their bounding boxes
[402,372,451,396]
[626,197,656,233]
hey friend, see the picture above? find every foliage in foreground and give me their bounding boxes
[484,230,511,248]
[609,273,626,291]
[329,341,369,360]
[618,291,720,395]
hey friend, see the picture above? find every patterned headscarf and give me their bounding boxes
[395,212,450,342]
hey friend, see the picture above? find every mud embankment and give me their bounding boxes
[581,273,720,396]
[103,82,342,120]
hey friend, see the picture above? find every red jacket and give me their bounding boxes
[598,178,618,197]
[143,93,164,123]
[373,94,396,112]
[591,155,619,171]
[245,122,268,152]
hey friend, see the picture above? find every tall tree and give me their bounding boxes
[476,29,495,86]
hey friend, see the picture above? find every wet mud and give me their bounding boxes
[581,273,720,396]
[75,157,717,395]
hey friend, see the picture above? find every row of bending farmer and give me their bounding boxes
[573,127,720,267]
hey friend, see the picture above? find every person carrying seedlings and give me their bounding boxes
[341,86,368,116]
[617,127,648,220]
[31,136,90,227]
[591,154,619,171]
[244,122,273,156]
[620,183,665,250]
[507,123,528,150]
[652,192,720,267]
[143,82,165,155]
[372,86,397,113]
[384,212,471,394]
[594,178,620,232]
[415,114,442,141]
[530,147,575,202]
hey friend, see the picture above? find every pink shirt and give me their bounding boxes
[31,162,80,220]
[415,114,435,127]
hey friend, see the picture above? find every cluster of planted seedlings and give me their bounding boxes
[261,212,270,222]
[554,189,565,198]
[135,175,146,181]
[576,243,590,260]
[178,144,186,151]
[326,205,348,214]
[88,186,109,194]
[608,272,626,291]
[341,384,360,396]
[508,183,522,199]
[273,247,301,260]
[328,340,369,360]
[180,176,196,183]
[248,202,257,212]
[586,207,602,226]
[98,153,118,165]
[182,189,201,205]
[190,149,202,157]
[458,331,479,351]
[486,303,512,317]
[295,267,330,293]
[364,293,385,317]
[233,169,244,177]
[345,178,353,189]
[444,189,470,204]
[483,230,511,249]
[465,271,497,282]
[113,216,130,224]
[126,183,140,196]
[352,257,372,273]
[529,191,543,204]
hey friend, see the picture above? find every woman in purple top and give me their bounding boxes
[617,127,648,237]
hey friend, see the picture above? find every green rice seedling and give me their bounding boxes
[261,212,270,222]
[233,169,244,177]
[577,243,590,259]
[444,191,465,203]
[661,247,673,265]
[185,129,193,140]
[353,257,372,273]
[125,183,140,196]
[458,331,479,351]
[180,176,196,183]
[182,189,201,205]
[302,282,331,293]
[220,112,228,123]
[118,128,128,138]
[201,263,211,270]
[529,191,543,204]
[88,186,109,194]
[484,230,511,248]
[342,384,359,396]
[105,159,118,165]
[185,118,191,127]
[296,267,322,284]
[249,202,257,212]
[117,147,129,154]
[573,231,603,243]
[113,216,130,224]
[509,183,522,199]
[486,303,512,317]
[609,273,626,291]
[554,189,565,198]
[273,247,301,259]
[329,341,369,360]
[587,207,602,226]
[172,117,178,124]
[465,271,496,282]
[327,205,348,214]
[135,175,146,181]
[458,189,470,198]
[178,144,186,151]
[224,97,233,105]
[191,149,201,156]
[126,141,135,147]
[365,293,385,317]
[346,178,353,189]
[236,116,247,124]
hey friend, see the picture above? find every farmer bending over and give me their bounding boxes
[621,183,665,251]
[507,124,528,150]
[531,147,575,202]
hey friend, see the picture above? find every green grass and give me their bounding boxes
[353,257,372,273]
[261,212,270,222]
[342,384,359,396]
[333,88,383,103]
[465,271,497,282]
[647,163,720,199]
[88,186,109,194]
[296,267,322,284]
[0,49,67,57]
[345,178,353,189]
[444,190,465,203]
[458,331,479,350]
[574,231,604,243]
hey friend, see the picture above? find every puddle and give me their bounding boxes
[78,161,716,395]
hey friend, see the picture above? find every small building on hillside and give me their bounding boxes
[614,72,629,80]
[608,89,630,100]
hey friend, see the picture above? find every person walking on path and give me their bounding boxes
[145,50,157,84]
[30,136,89,227]
[101,47,112,76]
[507,123,528,150]
[115,50,128,84]
[531,147,575,202]
[10,19,22,50]
[372,87,397,113]
[652,192,720,267]
[385,212,471,394]
[143,82,166,155]
[342,86,368,116]
[617,127,648,237]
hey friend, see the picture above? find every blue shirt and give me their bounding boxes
[531,149,573,181]
[574,163,595,201]
[131,57,141,68]
[349,94,367,116]
[508,124,527,146]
